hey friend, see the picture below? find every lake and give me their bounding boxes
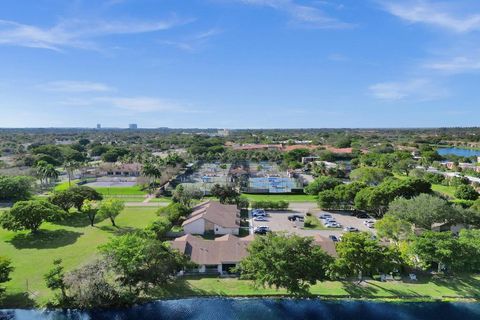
[437,147,480,158]
[2,298,480,320]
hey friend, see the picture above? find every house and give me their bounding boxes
[98,163,142,177]
[182,201,240,235]
[171,234,254,274]
[171,234,338,275]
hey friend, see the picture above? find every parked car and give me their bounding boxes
[254,216,268,222]
[364,220,375,225]
[319,214,332,219]
[326,222,341,228]
[254,229,268,235]
[329,235,339,242]
[343,227,359,232]
[355,213,369,219]
[252,209,267,217]
[254,226,270,232]
[288,215,304,221]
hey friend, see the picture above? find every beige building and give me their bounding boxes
[182,201,241,235]
[171,233,338,275]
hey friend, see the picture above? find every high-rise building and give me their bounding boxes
[129,123,138,129]
[96,124,101,129]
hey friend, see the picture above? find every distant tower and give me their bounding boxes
[129,124,138,129]
[96,124,101,129]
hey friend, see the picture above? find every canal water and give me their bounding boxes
[1,298,480,320]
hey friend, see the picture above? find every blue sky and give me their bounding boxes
[0,0,479,128]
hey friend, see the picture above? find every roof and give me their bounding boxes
[312,234,338,257]
[282,145,318,152]
[171,234,254,265]
[182,201,240,229]
[326,147,353,154]
[232,144,283,151]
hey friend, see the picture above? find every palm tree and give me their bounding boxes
[44,164,60,185]
[64,160,80,187]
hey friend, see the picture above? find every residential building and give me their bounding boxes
[129,123,138,129]
[171,233,338,274]
[182,201,240,235]
[171,234,253,274]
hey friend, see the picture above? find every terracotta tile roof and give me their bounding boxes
[326,147,353,154]
[282,145,318,152]
[182,201,240,229]
[171,234,253,265]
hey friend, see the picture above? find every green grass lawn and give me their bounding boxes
[243,194,317,202]
[432,184,457,199]
[0,206,160,307]
[103,195,147,202]
[181,275,480,299]
[54,181,148,196]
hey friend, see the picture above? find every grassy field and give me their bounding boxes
[432,184,457,199]
[0,207,160,307]
[54,181,148,196]
[179,275,480,300]
[243,194,317,202]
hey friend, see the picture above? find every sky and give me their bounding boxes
[0,0,479,129]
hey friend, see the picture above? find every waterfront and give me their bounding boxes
[2,298,480,320]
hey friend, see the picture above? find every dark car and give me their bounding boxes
[355,212,369,219]
[288,215,304,221]
[329,235,339,242]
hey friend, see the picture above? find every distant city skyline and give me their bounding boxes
[0,0,480,128]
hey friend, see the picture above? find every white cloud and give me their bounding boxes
[379,0,480,33]
[39,81,114,93]
[425,56,480,73]
[369,78,446,101]
[0,16,192,51]
[237,0,352,29]
[160,28,222,52]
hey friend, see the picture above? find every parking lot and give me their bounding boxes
[250,208,376,239]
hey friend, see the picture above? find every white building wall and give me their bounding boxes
[183,218,205,235]
[214,225,239,235]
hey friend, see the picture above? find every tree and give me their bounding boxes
[146,217,173,240]
[331,232,400,281]
[409,231,466,273]
[158,203,191,225]
[63,160,80,187]
[0,175,33,201]
[63,259,122,308]
[455,184,479,201]
[304,176,342,195]
[100,233,190,292]
[0,256,14,296]
[81,200,99,227]
[69,186,103,211]
[210,184,240,204]
[0,200,64,233]
[98,199,125,227]
[49,190,76,212]
[172,184,203,207]
[393,159,416,175]
[237,233,333,295]
[386,194,457,229]
[375,215,412,242]
[349,167,392,185]
[44,259,67,301]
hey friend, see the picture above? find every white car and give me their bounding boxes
[344,227,359,232]
[364,220,375,225]
[326,222,341,228]
[254,216,268,222]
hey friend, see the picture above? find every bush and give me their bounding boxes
[251,200,289,210]
[455,184,479,201]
